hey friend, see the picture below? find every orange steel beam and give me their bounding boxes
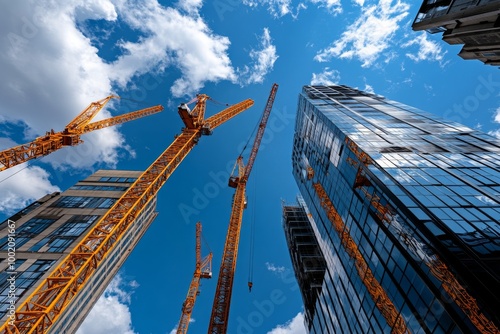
[0,97,163,172]
[312,181,410,334]
[65,95,118,132]
[177,222,212,334]
[82,105,163,133]
[242,83,278,181]
[1,98,253,334]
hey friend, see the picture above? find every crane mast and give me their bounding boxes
[1,96,254,334]
[177,222,213,334]
[0,96,163,172]
[208,83,278,334]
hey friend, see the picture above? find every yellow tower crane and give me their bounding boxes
[1,94,254,334]
[207,83,278,334]
[0,96,163,172]
[176,222,213,334]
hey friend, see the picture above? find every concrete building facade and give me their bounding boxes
[0,170,158,333]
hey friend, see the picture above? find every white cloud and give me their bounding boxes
[309,0,341,14]
[267,312,305,334]
[0,138,60,214]
[111,0,238,97]
[77,274,139,334]
[0,1,135,176]
[176,0,203,15]
[169,318,195,334]
[238,28,279,85]
[1,0,274,213]
[315,0,409,67]
[401,32,446,64]
[242,0,306,18]
[362,77,375,94]
[310,67,340,85]
[364,83,375,94]
[493,107,500,123]
[266,262,286,273]
[488,107,500,139]
[0,165,61,215]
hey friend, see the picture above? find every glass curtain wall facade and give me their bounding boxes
[291,85,500,333]
[0,170,158,333]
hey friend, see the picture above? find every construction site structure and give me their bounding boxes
[208,83,278,334]
[0,96,163,172]
[1,94,254,334]
[176,222,213,334]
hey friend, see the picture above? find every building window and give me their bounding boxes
[99,177,136,183]
[29,216,99,253]
[50,196,117,209]
[0,260,53,317]
[69,185,128,191]
[0,218,56,250]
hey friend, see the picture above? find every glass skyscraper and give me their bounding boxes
[0,170,157,333]
[289,85,500,333]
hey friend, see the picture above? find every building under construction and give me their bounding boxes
[0,170,157,333]
[289,85,500,333]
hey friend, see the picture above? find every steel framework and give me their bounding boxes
[0,96,163,172]
[1,96,253,334]
[177,222,212,334]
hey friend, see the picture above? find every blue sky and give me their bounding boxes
[1,0,500,333]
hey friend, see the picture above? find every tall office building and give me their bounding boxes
[289,85,500,333]
[412,0,500,66]
[0,170,158,333]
